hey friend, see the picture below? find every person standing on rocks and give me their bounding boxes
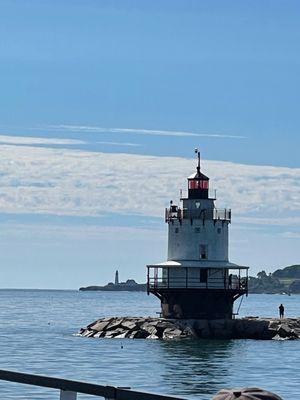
[279,304,284,319]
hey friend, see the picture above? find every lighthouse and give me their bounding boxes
[147,150,248,319]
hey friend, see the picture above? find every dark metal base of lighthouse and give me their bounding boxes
[152,289,244,319]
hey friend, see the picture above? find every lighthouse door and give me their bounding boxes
[199,244,208,259]
[200,268,208,284]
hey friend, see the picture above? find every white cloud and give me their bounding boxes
[96,141,141,147]
[44,124,246,139]
[0,134,141,148]
[281,231,300,239]
[0,144,299,228]
[0,135,85,145]
[235,217,300,226]
[0,221,164,242]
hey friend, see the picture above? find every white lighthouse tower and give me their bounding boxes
[147,150,248,319]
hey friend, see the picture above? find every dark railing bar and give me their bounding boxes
[0,370,185,400]
[165,207,231,223]
[148,280,247,291]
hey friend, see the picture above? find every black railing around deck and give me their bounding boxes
[165,208,231,223]
[0,369,187,400]
[147,267,248,293]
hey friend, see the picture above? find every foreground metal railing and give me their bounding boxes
[0,369,186,400]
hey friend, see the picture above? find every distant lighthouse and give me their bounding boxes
[147,150,248,319]
[115,270,119,285]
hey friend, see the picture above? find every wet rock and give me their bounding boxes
[113,328,128,337]
[106,318,123,331]
[182,325,197,338]
[93,331,104,338]
[90,320,111,332]
[293,328,300,337]
[103,330,118,338]
[127,330,148,339]
[83,330,95,338]
[140,323,157,336]
[147,333,159,340]
[163,328,183,340]
[277,324,298,339]
[87,317,111,329]
[153,320,177,337]
[268,320,280,330]
[114,332,129,339]
[121,320,139,331]
[272,334,297,341]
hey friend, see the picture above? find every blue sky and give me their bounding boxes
[0,0,300,288]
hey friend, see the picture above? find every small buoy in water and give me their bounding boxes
[121,342,123,349]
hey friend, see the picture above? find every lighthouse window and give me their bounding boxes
[189,180,209,190]
[200,244,207,259]
[175,227,179,233]
[200,268,208,283]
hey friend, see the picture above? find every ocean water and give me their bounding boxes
[0,290,298,399]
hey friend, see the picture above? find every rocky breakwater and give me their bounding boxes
[78,316,300,340]
[78,317,190,340]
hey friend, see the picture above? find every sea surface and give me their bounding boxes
[0,290,298,399]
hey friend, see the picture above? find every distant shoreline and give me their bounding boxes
[79,283,147,292]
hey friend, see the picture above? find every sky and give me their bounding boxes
[0,0,300,288]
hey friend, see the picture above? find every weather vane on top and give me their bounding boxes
[194,148,200,174]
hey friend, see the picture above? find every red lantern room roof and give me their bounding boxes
[188,171,209,181]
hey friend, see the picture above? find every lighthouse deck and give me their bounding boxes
[147,265,248,293]
[165,207,231,222]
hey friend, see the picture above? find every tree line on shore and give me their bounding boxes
[249,264,300,294]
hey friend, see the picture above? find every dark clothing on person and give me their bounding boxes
[228,274,232,288]
[279,304,284,319]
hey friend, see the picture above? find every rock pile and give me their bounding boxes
[78,316,300,341]
[233,317,300,340]
[78,317,191,340]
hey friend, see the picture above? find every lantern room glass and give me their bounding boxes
[188,180,209,190]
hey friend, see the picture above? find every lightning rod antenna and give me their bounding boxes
[195,148,200,174]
